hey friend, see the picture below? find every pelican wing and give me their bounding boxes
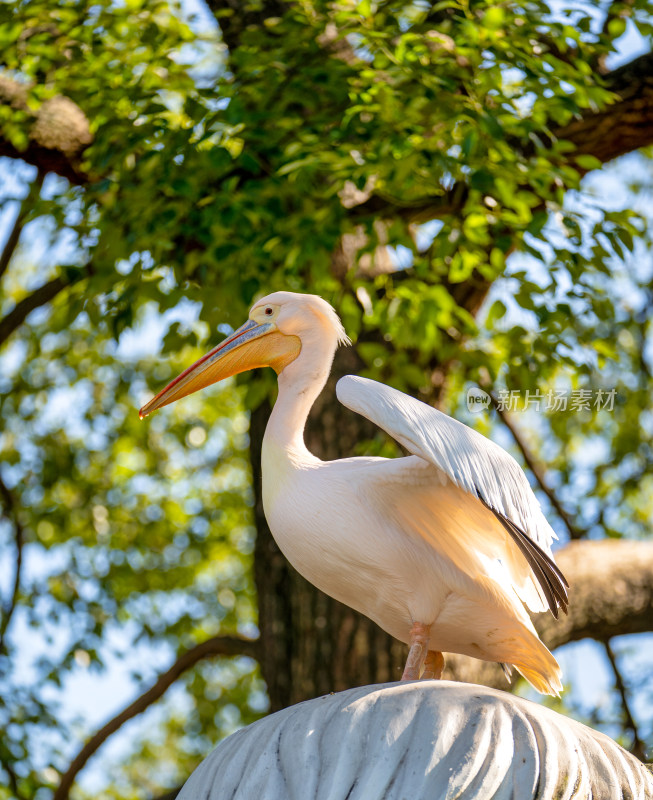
[336,375,568,617]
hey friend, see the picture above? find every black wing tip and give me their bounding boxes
[476,493,570,618]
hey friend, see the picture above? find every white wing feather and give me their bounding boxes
[337,375,555,553]
[336,375,568,616]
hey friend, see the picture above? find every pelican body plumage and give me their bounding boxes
[140,292,568,695]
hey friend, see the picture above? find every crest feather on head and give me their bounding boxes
[309,295,351,347]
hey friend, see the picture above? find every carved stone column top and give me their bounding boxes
[178,681,653,800]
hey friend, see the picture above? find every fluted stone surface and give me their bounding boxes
[178,681,653,800]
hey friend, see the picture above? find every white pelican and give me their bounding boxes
[140,292,568,695]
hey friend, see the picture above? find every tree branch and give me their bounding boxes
[0,474,25,656]
[0,750,29,800]
[0,268,89,348]
[604,639,647,761]
[0,169,45,280]
[52,634,260,800]
[539,541,653,647]
[556,51,653,164]
[488,392,585,540]
[348,183,469,225]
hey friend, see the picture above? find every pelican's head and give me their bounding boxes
[139,291,349,418]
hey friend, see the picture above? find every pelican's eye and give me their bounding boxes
[264,307,274,316]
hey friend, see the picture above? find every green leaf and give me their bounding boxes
[575,154,603,172]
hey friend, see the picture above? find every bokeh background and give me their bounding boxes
[1,0,653,797]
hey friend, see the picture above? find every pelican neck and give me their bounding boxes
[263,334,337,458]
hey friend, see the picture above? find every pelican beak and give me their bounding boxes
[139,319,301,418]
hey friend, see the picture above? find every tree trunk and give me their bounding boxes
[251,346,406,712]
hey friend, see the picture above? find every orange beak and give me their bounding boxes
[139,318,300,418]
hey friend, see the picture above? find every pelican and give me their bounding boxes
[140,292,568,695]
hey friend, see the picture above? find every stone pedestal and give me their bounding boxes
[178,681,652,799]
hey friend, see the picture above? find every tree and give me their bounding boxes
[0,0,652,796]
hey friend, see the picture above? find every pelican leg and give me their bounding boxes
[401,622,431,681]
[421,650,444,680]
